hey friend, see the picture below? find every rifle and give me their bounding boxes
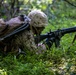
[35,26,76,48]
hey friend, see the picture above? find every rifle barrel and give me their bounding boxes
[60,26,76,35]
[35,26,76,44]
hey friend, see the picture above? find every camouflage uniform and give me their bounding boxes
[4,15,37,53]
[9,9,48,54]
[0,15,37,54]
[11,30,37,51]
[28,9,48,54]
[0,10,48,54]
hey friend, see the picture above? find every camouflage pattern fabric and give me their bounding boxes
[0,10,48,54]
[28,9,48,27]
[0,15,36,54]
[12,30,37,51]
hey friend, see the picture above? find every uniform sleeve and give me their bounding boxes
[14,30,38,51]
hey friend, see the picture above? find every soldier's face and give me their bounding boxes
[32,27,45,35]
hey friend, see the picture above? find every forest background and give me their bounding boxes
[0,0,76,75]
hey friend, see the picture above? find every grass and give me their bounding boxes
[0,14,76,75]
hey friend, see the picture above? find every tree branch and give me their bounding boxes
[64,0,76,7]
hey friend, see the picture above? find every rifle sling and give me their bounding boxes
[0,23,30,41]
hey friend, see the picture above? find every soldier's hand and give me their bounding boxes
[37,43,46,54]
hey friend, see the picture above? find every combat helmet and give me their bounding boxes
[28,9,48,27]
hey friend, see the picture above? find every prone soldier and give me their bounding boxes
[0,9,48,55]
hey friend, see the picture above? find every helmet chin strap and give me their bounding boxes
[30,26,40,36]
[30,26,40,45]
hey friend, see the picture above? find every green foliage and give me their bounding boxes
[0,0,76,75]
